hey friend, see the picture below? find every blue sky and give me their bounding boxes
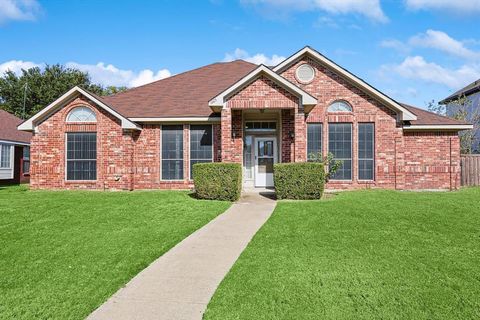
[1,0,479,108]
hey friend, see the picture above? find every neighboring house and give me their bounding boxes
[440,79,480,153]
[0,110,31,185]
[18,46,472,191]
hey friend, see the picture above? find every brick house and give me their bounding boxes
[1,110,31,185]
[18,47,472,191]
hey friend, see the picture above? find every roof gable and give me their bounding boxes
[273,46,417,121]
[209,65,317,112]
[0,110,31,144]
[18,86,140,131]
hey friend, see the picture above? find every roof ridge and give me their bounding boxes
[104,60,256,100]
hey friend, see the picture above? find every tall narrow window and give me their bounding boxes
[307,123,322,161]
[23,146,30,174]
[358,123,375,180]
[0,144,12,168]
[162,125,184,180]
[66,133,97,180]
[190,125,213,179]
[328,123,352,180]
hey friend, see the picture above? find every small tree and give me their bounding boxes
[0,65,127,119]
[428,95,480,154]
[307,152,341,181]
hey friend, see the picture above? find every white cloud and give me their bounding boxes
[0,60,43,75]
[409,29,480,60]
[383,55,480,89]
[65,62,172,87]
[223,48,286,66]
[380,39,411,54]
[0,60,171,87]
[241,0,388,22]
[0,0,41,24]
[405,0,480,13]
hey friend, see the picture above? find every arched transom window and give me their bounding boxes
[66,106,97,122]
[328,101,352,112]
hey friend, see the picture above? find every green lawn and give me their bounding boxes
[204,188,480,320]
[0,185,230,320]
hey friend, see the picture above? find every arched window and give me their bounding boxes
[66,106,97,122]
[328,101,352,112]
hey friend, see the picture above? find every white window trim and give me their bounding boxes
[328,100,353,113]
[357,123,375,182]
[295,63,315,84]
[0,144,13,170]
[328,123,353,182]
[64,132,98,182]
[160,124,185,181]
[66,106,97,123]
[189,124,214,180]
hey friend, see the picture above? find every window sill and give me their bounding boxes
[65,180,97,184]
[328,180,353,184]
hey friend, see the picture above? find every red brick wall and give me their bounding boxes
[227,75,298,109]
[30,60,462,191]
[31,97,134,190]
[31,97,222,190]
[280,55,460,190]
[401,132,460,190]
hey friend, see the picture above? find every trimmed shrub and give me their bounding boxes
[274,162,325,200]
[193,163,242,201]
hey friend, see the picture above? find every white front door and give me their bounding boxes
[254,137,277,187]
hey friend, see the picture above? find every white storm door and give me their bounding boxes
[254,137,277,187]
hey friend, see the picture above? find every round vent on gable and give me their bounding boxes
[295,63,315,83]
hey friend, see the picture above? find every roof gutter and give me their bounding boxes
[403,124,473,131]
[129,117,221,123]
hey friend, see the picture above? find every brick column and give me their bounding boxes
[294,107,306,162]
[281,109,294,162]
[220,108,243,163]
[394,136,405,190]
[221,108,232,162]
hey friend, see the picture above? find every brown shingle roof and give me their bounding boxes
[102,60,257,118]
[401,103,470,126]
[0,110,31,144]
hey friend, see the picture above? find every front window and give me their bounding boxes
[190,125,213,179]
[307,123,322,161]
[0,144,12,168]
[358,123,375,180]
[328,101,352,112]
[66,106,97,122]
[23,146,30,174]
[162,125,184,180]
[66,133,97,180]
[245,121,276,131]
[328,123,352,180]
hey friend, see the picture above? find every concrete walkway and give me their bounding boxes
[87,191,276,320]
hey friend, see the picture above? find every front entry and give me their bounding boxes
[254,137,277,187]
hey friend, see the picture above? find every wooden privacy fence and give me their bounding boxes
[460,154,480,186]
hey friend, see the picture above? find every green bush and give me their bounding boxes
[274,162,325,200]
[193,163,242,201]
